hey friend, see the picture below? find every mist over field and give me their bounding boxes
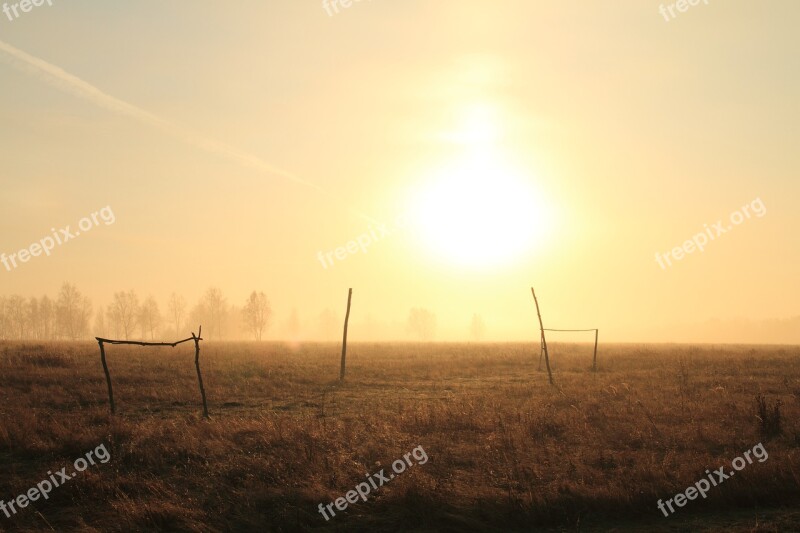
[1,1,799,345]
[1,1,799,531]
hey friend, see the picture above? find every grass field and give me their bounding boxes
[1,341,799,532]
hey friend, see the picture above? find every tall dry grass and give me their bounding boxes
[0,341,799,531]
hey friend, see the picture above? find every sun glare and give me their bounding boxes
[409,150,549,269]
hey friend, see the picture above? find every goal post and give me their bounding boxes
[531,287,599,380]
[95,327,209,418]
[540,328,599,372]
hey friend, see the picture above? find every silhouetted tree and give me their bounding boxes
[27,297,40,340]
[108,290,139,340]
[94,308,107,338]
[167,292,186,337]
[0,296,14,339]
[407,307,436,341]
[56,283,92,340]
[138,296,161,340]
[39,295,55,340]
[201,288,227,339]
[242,291,271,341]
[7,295,26,339]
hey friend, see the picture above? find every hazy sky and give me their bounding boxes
[1,1,798,342]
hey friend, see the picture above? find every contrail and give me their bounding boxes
[0,39,377,222]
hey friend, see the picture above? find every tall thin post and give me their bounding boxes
[98,340,115,414]
[538,336,544,371]
[340,288,353,382]
[193,326,209,419]
[592,329,599,372]
[531,288,554,385]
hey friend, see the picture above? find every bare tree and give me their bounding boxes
[56,283,92,340]
[167,293,186,337]
[27,297,40,340]
[189,301,209,337]
[138,296,162,340]
[105,305,119,339]
[469,313,486,341]
[39,295,55,340]
[94,308,107,338]
[242,291,271,341]
[108,290,139,340]
[406,307,437,341]
[0,297,7,340]
[201,288,227,339]
[7,295,26,339]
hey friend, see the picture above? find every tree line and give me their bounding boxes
[0,283,486,341]
[0,283,271,342]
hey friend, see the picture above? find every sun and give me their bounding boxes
[408,150,550,269]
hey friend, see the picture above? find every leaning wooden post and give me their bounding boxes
[340,288,353,382]
[531,288,554,385]
[193,326,209,419]
[538,336,544,371]
[97,339,115,414]
[592,329,599,372]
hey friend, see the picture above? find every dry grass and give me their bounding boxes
[1,341,799,531]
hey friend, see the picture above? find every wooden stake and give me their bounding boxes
[98,340,115,414]
[193,326,209,418]
[340,288,352,382]
[538,336,544,371]
[592,329,599,372]
[531,288,554,385]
